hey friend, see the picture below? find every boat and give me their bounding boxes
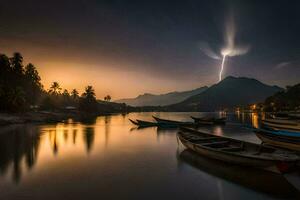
[178,150,300,198]
[129,119,139,126]
[262,118,300,132]
[152,116,194,127]
[177,127,300,173]
[254,128,300,151]
[129,119,157,127]
[191,116,226,125]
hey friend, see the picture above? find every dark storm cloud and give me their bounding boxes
[0,0,299,86]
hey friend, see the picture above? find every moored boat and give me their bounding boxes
[178,127,300,173]
[191,116,226,125]
[129,119,139,126]
[129,119,157,127]
[254,128,300,151]
[152,116,194,127]
[262,118,300,132]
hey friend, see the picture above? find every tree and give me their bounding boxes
[48,82,61,95]
[0,54,11,82]
[25,63,42,86]
[80,86,98,112]
[82,86,95,99]
[104,95,111,102]
[24,63,43,104]
[0,54,11,110]
[62,89,70,97]
[10,52,24,76]
[62,89,70,106]
[71,89,79,99]
[7,87,26,111]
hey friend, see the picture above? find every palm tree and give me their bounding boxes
[80,86,97,112]
[82,86,96,100]
[62,89,70,97]
[49,82,61,95]
[104,95,111,102]
[71,89,79,99]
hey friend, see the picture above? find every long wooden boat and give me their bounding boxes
[262,118,300,132]
[129,119,157,127]
[178,127,300,173]
[152,116,194,127]
[129,119,139,126]
[254,128,300,151]
[191,116,226,125]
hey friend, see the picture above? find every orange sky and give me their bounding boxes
[1,44,210,100]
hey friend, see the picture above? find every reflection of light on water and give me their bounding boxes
[219,111,227,118]
[241,112,245,123]
[236,110,240,121]
[261,112,266,120]
[251,113,259,128]
[213,126,223,136]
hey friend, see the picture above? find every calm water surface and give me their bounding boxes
[0,112,299,200]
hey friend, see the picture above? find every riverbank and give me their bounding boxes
[0,111,102,126]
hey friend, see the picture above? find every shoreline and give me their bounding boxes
[0,111,124,126]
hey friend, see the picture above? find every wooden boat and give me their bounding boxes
[254,128,300,151]
[129,119,157,127]
[262,118,300,132]
[129,119,139,126]
[152,116,194,127]
[178,127,300,173]
[191,116,226,125]
[179,150,300,197]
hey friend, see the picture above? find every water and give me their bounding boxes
[0,112,299,200]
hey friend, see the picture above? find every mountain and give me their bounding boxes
[115,86,208,106]
[167,76,283,111]
[264,83,300,111]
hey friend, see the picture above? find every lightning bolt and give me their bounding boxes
[219,54,227,81]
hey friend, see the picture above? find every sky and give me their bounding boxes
[0,0,299,99]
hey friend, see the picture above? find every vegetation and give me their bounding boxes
[265,83,300,111]
[104,95,111,102]
[0,53,42,111]
[0,52,131,114]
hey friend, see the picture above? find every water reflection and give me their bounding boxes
[178,149,300,198]
[0,117,100,183]
[0,125,40,183]
[83,126,95,153]
[0,112,293,200]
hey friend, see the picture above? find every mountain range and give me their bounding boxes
[116,76,283,111]
[115,86,208,106]
[166,76,283,111]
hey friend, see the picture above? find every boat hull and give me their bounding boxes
[256,132,300,151]
[262,119,300,132]
[153,116,194,127]
[191,116,226,125]
[179,135,283,172]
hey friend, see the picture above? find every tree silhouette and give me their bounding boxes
[82,86,96,99]
[49,81,62,95]
[71,89,79,99]
[24,63,43,105]
[104,95,111,102]
[79,86,98,112]
[8,87,26,111]
[10,52,24,77]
